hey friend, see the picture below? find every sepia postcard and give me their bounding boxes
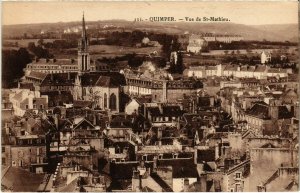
[1,1,299,192]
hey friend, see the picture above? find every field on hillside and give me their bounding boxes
[3,39,59,48]
[89,45,162,55]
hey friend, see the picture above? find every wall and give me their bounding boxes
[10,145,47,171]
[228,133,243,152]
[152,88,199,103]
[249,148,298,191]
[125,99,140,115]
[173,178,197,192]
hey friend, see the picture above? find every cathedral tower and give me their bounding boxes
[78,13,90,73]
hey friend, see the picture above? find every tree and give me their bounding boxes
[2,48,32,88]
[38,38,44,46]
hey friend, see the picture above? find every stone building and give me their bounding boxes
[187,34,208,54]
[261,51,272,64]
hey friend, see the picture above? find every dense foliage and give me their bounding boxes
[2,48,31,88]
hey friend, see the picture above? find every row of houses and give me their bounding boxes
[184,64,292,79]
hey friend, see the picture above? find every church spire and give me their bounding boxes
[82,12,87,41]
[78,12,90,73]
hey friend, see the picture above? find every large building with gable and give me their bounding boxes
[21,14,125,113]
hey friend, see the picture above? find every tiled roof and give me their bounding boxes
[73,100,93,108]
[245,102,269,119]
[147,105,184,117]
[19,82,35,90]
[26,71,48,80]
[110,162,139,179]
[224,65,238,71]
[278,106,293,119]
[157,158,199,178]
[41,73,77,86]
[12,91,23,101]
[268,68,287,73]
[255,65,267,72]
[1,167,45,192]
[30,59,78,66]
[95,76,119,87]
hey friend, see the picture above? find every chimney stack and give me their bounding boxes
[162,81,167,102]
[183,178,189,192]
[54,113,59,129]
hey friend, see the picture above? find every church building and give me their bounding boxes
[22,14,126,113]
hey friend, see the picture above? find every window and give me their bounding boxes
[25,105,29,109]
[158,154,163,159]
[2,158,6,165]
[40,105,43,109]
[104,93,107,108]
[109,93,117,110]
[142,155,147,161]
[236,172,241,179]
[2,147,5,153]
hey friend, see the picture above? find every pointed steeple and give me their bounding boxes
[78,12,90,73]
[82,12,87,41]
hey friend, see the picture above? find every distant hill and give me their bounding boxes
[3,20,298,42]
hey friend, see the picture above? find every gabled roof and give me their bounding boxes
[73,118,95,130]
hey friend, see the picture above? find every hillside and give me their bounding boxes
[3,20,298,42]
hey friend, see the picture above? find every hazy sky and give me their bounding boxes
[2,1,298,25]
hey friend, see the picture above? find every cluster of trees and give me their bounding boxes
[43,39,78,49]
[2,48,31,88]
[99,53,146,69]
[28,42,53,59]
[221,55,260,65]
[101,30,180,57]
[207,40,296,51]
